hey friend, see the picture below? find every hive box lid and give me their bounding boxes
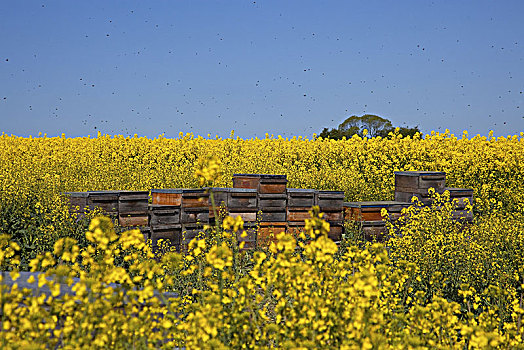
[344,201,411,208]
[62,191,89,197]
[287,188,317,194]
[151,188,204,194]
[394,171,446,176]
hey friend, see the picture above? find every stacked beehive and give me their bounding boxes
[149,189,182,252]
[394,171,473,222]
[205,187,258,249]
[118,191,149,228]
[344,201,411,241]
[286,188,317,236]
[233,174,288,245]
[316,191,345,242]
[149,189,210,252]
[64,190,149,238]
[394,171,447,204]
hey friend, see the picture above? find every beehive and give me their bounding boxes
[118,190,149,227]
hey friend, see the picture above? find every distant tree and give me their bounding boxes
[338,114,393,138]
[319,114,420,140]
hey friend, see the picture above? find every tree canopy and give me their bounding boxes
[319,114,420,139]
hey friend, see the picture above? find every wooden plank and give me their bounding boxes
[180,209,209,224]
[150,224,182,252]
[286,208,311,222]
[258,194,287,208]
[228,211,257,222]
[258,183,287,194]
[149,205,181,226]
[232,174,261,189]
[118,214,148,227]
[151,189,182,206]
[258,223,286,246]
[258,210,286,222]
[322,210,344,222]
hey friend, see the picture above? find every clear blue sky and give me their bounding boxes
[1,0,523,138]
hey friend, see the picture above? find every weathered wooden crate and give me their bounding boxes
[237,224,258,250]
[445,188,474,209]
[181,224,207,252]
[181,189,209,208]
[228,188,258,209]
[258,194,287,209]
[118,190,149,214]
[151,189,182,206]
[361,221,388,242]
[452,209,474,223]
[228,211,258,222]
[203,187,229,207]
[344,201,411,222]
[287,188,317,208]
[258,174,287,194]
[149,205,181,226]
[88,191,119,215]
[394,191,433,205]
[316,190,345,210]
[232,174,261,189]
[394,171,446,193]
[287,207,312,222]
[63,192,89,213]
[286,223,306,236]
[321,210,344,222]
[118,213,149,227]
[150,224,182,252]
[258,222,287,246]
[258,208,286,222]
[180,207,210,224]
[328,223,343,242]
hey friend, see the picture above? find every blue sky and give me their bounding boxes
[1,0,523,138]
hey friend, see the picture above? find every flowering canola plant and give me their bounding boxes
[0,130,523,348]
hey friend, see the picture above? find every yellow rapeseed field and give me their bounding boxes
[1,130,524,348]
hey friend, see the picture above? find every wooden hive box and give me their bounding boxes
[258,174,287,194]
[150,224,182,253]
[316,190,345,210]
[394,171,446,194]
[258,193,287,209]
[258,222,287,247]
[328,223,343,242]
[151,189,183,206]
[360,221,388,242]
[344,201,411,222]
[444,188,474,209]
[63,192,89,214]
[232,174,261,189]
[258,208,287,222]
[236,223,258,250]
[180,189,210,225]
[287,188,317,208]
[149,205,181,226]
[118,190,149,227]
[181,224,207,253]
[87,191,120,215]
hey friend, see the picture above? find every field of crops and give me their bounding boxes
[1,130,524,348]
